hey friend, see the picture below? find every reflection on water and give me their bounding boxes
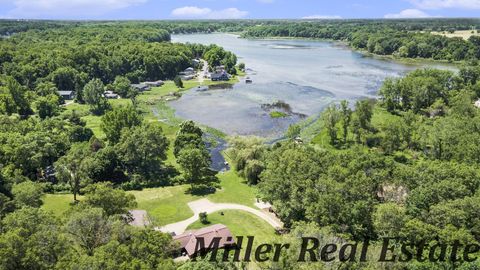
[171,33,454,139]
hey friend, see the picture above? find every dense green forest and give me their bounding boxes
[0,21,237,269]
[2,19,480,269]
[229,66,480,269]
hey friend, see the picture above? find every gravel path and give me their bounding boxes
[157,198,283,235]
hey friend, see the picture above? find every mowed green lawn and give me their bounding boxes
[42,168,258,226]
[42,193,82,217]
[187,210,279,246]
[128,185,196,226]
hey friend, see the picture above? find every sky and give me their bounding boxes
[0,0,479,20]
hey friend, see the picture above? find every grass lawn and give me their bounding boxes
[42,193,82,217]
[128,185,197,226]
[431,30,479,40]
[187,210,279,246]
[208,169,257,208]
[41,169,258,225]
[129,169,257,226]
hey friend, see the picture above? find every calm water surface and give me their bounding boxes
[171,33,452,138]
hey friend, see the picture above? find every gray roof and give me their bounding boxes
[58,90,74,95]
[131,84,150,89]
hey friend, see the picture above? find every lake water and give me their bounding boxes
[171,33,453,139]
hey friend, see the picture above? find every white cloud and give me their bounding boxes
[409,0,480,9]
[171,6,211,17]
[3,0,146,18]
[171,6,248,19]
[384,9,433,18]
[302,15,342,19]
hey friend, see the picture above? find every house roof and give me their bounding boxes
[58,90,74,95]
[173,224,235,256]
[131,84,150,89]
[211,71,228,79]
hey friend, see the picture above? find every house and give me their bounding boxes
[58,90,75,100]
[179,67,195,76]
[173,224,235,258]
[103,91,119,99]
[192,59,200,67]
[211,71,229,81]
[180,74,195,81]
[131,83,150,92]
[143,80,164,87]
[214,65,225,72]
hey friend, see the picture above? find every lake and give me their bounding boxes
[171,33,453,139]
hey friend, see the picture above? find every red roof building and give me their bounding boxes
[173,224,235,257]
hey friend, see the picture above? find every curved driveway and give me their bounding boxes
[157,198,283,235]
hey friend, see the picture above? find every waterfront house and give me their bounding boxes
[179,67,195,76]
[173,224,235,258]
[215,65,225,72]
[211,71,229,81]
[143,80,164,87]
[131,83,150,92]
[58,90,75,100]
[192,59,200,67]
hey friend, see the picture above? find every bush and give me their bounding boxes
[199,212,209,224]
[174,76,183,88]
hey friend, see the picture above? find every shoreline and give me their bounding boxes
[229,33,463,68]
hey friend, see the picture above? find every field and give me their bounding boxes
[42,161,258,225]
[431,30,479,40]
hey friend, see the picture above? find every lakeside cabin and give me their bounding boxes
[58,90,75,100]
[211,71,229,81]
[131,83,151,92]
[143,80,164,87]
[215,65,225,72]
[179,67,196,81]
[173,224,235,258]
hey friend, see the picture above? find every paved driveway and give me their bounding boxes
[157,198,283,235]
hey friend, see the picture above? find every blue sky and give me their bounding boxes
[0,0,479,20]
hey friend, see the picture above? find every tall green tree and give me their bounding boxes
[116,123,169,179]
[65,208,112,256]
[173,75,183,88]
[83,78,110,115]
[340,100,352,144]
[11,181,44,208]
[174,120,204,157]
[34,94,60,119]
[101,106,142,144]
[0,76,32,116]
[112,76,131,98]
[355,99,373,130]
[322,104,340,145]
[54,143,92,201]
[177,146,218,192]
[82,183,136,217]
